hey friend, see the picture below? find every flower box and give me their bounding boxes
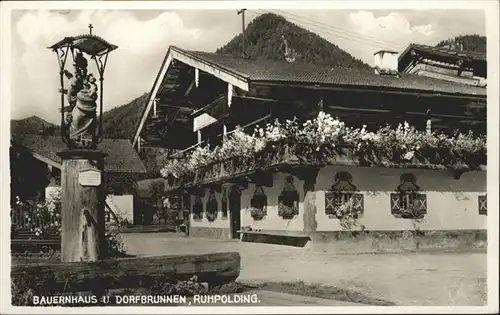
[161,115,486,189]
[278,203,298,219]
[249,207,266,221]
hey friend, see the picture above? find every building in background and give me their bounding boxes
[398,43,487,87]
[131,44,486,248]
[10,134,147,223]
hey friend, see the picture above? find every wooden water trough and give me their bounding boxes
[12,251,241,294]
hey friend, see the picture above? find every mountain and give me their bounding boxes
[100,13,372,143]
[101,93,149,140]
[10,116,58,136]
[435,34,486,53]
[217,13,371,70]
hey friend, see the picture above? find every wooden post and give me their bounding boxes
[237,9,247,57]
[195,68,199,88]
[227,83,233,108]
[57,149,108,262]
[426,109,432,134]
[153,98,157,117]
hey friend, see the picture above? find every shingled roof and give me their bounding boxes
[400,43,486,62]
[132,45,487,147]
[174,46,486,97]
[398,43,487,76]
[12,134,147,174]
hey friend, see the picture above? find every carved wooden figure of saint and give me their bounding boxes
[69,73,98,141]
[74,51,88,78]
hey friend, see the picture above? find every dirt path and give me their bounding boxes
[121,233,487,306]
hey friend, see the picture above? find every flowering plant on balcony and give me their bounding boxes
[334,199,365,232]
[160,112,486,181]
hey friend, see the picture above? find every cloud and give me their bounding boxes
[349,11,434,36]
[11,10,219,123]
[10,9,484,124]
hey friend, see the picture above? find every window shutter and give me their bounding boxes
[352,193,364,212]
[325,192,336,215]
[478,195,487,215]
[390,193,401,215]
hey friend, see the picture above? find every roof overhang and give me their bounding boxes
[251,81,487,100]
[132,46,250,148]
[398,44,487,72]
[17,147,62,169]
[48,35,118,56]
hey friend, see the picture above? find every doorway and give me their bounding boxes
[228,186,241,239]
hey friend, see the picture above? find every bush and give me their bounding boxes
[11,191,128,258]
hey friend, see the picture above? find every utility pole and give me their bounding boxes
[237,9,247,57]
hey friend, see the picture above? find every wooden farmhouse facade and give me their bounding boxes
[398,43,487,87]
[133,46,487,245]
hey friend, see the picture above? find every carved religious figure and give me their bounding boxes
[69,73,98,141]
[74,51,88,78]
[64,51,99,145]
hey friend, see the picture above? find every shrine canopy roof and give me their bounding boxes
[48,34,118,56]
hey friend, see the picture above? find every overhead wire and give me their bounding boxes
[271,9,408,48]
[246,9,407,51]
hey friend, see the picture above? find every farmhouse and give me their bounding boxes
[398,43,487,87]
[133,46,486,245]
[10,134,147,223]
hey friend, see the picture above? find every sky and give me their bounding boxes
[9,8,486,124]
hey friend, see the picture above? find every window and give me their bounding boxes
[181,194,191,219]
[205,189,218,222]
[478,195,487,215]
[278,176,300,219]
[250,186,267,220]
[325,171,364,218]
[390,173,427,219]
[192,196,203,221]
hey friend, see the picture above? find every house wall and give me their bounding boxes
[45,186,135,224]
[106,195,134,223]
[239,173,305,233]
[188,166,487,244]
[314,166,486,232]
[189,187,231,239]
[374,51,399,71]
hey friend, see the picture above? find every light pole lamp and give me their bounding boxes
[48,24,118,149]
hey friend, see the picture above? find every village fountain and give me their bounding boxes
[47,24,118,262]
[9,25,242,303]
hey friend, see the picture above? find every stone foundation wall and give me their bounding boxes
[189,226,231,239]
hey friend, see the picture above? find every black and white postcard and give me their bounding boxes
[1,1,498,314]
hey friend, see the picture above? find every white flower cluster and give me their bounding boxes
[160,111,486,179]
